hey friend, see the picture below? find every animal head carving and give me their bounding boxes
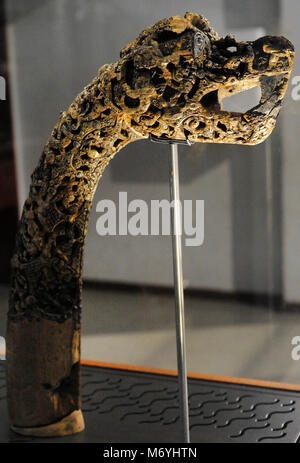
[112,12,294,145]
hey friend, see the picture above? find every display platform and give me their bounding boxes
[0,361,300,443]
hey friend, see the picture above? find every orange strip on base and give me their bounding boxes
[81,359,300,392]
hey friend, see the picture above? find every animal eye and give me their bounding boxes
[193,32,206,57]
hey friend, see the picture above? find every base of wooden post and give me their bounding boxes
[11,409,85,437]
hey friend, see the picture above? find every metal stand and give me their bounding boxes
[168,143,190,443]
[150,135,191,442]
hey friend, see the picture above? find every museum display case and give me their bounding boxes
[0,0,300,444]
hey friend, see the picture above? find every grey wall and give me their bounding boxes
[281,0,300,304]
[5,0,298,300]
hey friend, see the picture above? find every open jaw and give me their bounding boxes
[198,73,285,117]
[174,71,290,145]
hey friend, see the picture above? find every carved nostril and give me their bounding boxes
[269,36,294,52]
[256,36,294,54]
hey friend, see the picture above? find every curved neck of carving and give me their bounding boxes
[6,64,143,432]
[9,64,140,323]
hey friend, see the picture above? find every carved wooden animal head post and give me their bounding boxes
[6,13,294,436]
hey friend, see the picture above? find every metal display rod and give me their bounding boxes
[150,135,191,442]
[169,143,190,443]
